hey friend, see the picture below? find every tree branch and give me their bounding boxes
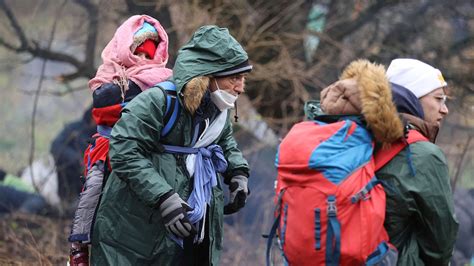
[369,1,433,61]
[28,0,68,193]
[124,0,158,15]
[0,0,97,81]
[60,67,96,81]
[326,0,401,41]
[20,84,86,96]
[0,0,29,49]
[123,0,178,64]
[0,37,18,50]
[29,44,83,66]
[73,0,98,67]
[450,35,474,53]
[452,135,473,191]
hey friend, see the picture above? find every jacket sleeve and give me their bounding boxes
[69,161,104,243]
[217,115,250,183]
[407,143,459,265]
[108,88,173,207]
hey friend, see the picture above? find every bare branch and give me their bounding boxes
[0,36,18,50]
[450,36,474,53]
[73,0,98,67]
[0,0,97,81]
[28,0,68,193]
[326,0,401,41]
[452,135,473,191]
[19,84,86,96]
[124,0,159,15]
[0,0,29,49]
[124,0,178,64]
[29,44,83,66]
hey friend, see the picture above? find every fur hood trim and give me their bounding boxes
[322,59,404,144]
[182,76,210,115]
[340,59,403,143]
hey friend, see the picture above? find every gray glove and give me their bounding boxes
[159,192,196,238]
[224,175,249,215]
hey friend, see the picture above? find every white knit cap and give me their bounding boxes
[386,58,447,98]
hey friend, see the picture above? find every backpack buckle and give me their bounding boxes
[351,188,371,203]
[327,197,337,216]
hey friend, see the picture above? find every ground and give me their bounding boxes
[0,213,70,265]
[0,213,266,265]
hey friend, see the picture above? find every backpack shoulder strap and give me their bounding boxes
[155,81,180,138]
[374,129,428,171]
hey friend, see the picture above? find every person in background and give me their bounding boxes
[67,15,172,266]
[451,187,474,266]
[377,58,458,265]
[50,106,95,209]
[0,168,48,215]
[91,25,251,265]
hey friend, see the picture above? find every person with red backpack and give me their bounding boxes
[269,59,457,266]
[67,15,172,266]
[379,58,458,265]
[270,59,405,266]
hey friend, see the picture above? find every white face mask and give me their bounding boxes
[210,79,238,111]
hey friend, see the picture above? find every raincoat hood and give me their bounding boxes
[172,25,249,94]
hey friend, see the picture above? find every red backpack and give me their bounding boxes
[266,118,426,266]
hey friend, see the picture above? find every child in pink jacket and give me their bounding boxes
[68,15,172,266]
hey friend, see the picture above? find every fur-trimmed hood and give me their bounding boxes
[320,59,404,144]
[172,25,249,114]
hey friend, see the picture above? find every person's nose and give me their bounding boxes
[440,103,449,116]
[234,78,245,94]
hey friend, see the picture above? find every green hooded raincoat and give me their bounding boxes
[377,137,458,266]
[91,26,250,265]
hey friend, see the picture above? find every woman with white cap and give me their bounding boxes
[377,58,458,266]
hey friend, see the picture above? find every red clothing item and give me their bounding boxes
[84,104,123,179]
[134,39,157,59]
[92,104,123,127]
[83,135,110,179]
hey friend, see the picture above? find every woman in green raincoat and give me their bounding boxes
[378,58,458,266]
[317,58,458,266]
[91,25,252,265]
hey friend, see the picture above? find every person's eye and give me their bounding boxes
[435,95,447,104]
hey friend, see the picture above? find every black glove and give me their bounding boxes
[224,175,249,215]
[159,192,197,238]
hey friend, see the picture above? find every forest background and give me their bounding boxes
[0,0,473,265]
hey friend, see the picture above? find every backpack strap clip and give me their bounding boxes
[327,195,337,216]
[351,188,371,203]
[326,195,341,265]
[351,176,381,204]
